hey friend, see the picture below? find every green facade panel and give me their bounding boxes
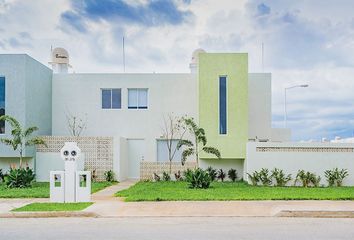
[199,53,248,159]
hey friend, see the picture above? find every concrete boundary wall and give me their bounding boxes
[246,142,354,186]
[37,136,113,181]
[140,162,197,180]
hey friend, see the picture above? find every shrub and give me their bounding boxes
[325,168,348,187]
[271,168,292,187]
[174,171,183,181]
[104,170,115,182]
[247,171,260,186]
[162,171,171,181]
[4,167,35,188]
[184,168,211,189]
[0,169,5,182]
[206,166,217,181]
[295,170,321,187]
[153,173,161,182]
[259,168,272,186]
[228,169,238,182]
[217,169,226,182]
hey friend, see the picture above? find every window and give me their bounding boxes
[101,89,121,109]
[157,140,182,162]
[0,76,5,134]
[128,88,148,109]
[219,76,227,134]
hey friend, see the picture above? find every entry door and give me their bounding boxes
[127,139,145,179]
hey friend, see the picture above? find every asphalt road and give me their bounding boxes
[1,217,353,240]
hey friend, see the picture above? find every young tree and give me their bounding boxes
[0,115,46,168]
[66,112,87,137]
[161,113,187,174]
[177,117,221,166]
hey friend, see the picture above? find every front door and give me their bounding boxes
[127,139,145,179]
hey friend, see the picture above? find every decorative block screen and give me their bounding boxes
[37,136,113,181]
[256,147,354,153]
[140,162,197,180]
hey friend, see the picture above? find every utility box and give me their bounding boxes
[76,171,91,202]
[50,171,65,202]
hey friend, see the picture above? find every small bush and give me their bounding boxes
[217,169,226,182]
[174,171,183,181]
[162,171,171,181]
[206,166,217,181]
[295,170,321,187]
[4,167,35,188]
[184,168,211,189]
[259,168,272,186]
[228,169,238,182]
[247,171,260,186]
[0,169,5,182]
[325,168,348,187]
[153,173,161,182]
[104,170,115,182]
[271,168,292,187]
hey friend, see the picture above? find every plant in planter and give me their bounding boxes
[217,169,226,182]
[174,171,183,181]
[184,168,211,189]
[325,168,349,187]
[271,168,292,187]
[228,169,238,182]
[153,173,161,182]
[206,166,217,181]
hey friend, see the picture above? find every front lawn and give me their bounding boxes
[116,181,354,201]
[12,202,93,212]
[0,181,116,198]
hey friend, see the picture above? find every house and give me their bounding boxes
[1,48,353,185]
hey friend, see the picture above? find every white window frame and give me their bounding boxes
[101,88,122,110]
[128,88,148,109]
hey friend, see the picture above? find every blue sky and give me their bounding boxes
[1,0,354,141]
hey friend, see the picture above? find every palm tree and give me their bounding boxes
[177,117,221,166]
[0,115,46,168]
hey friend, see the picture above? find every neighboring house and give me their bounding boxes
[1,48,353,185]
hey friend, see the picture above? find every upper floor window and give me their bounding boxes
[101,89,121,109]
[128,88,148,109]
[219,76,227,135]
[0,76,5,134]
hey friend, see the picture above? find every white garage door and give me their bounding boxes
[127,139,145,179]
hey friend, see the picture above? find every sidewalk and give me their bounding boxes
[0,198,48,215]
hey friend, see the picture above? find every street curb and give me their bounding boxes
[276,210,354,218]
[0,211,99,218]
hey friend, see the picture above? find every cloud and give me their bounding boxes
[61,0,193,32]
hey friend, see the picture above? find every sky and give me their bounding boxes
[1,0,354,141]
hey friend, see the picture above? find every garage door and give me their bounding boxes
[127,139,145,179]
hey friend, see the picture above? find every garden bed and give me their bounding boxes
[0,181,115,198]
[116,181,354,201]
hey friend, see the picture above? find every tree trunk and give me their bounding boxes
[19,150,23,168]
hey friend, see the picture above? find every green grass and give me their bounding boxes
[0,181,116,198]
[116,181,354,201]
[12,202,93,212]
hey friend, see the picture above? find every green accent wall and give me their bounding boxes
[199,53,248,159]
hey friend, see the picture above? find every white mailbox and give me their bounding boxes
[76,171,91,202]
[50,171,65,202]
[50,142,91,203]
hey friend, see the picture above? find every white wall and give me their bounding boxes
[271,128,292,142]
[248,73,272,141]
[246,142,354,186]
[0,157,33,173]
[52,73,198,164]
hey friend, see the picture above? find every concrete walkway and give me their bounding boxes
[87,199,354,218]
